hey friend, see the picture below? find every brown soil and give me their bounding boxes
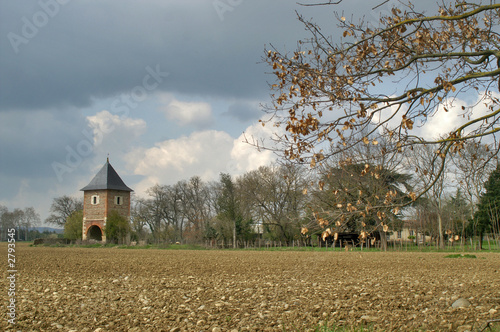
[2,244,499,331]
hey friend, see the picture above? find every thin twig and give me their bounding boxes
[480,319,500,332]
[297,0,342,6]
[373,0,390,10]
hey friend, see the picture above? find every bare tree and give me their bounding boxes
[130,196,150,243]
[45,195,83,226]
[1,208,24,241]
[453,141,496,218]
[0,205,12,241]
[163,184,187,242]
[23,207,41,241]
[405,144,453,248]
[263,1,500,223]
[452,141,495,247]
[237,164,309,244]
[135,184,170,243]
[213,173,245,248]
[177,176,214,243]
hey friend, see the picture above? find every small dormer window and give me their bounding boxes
[91,195,99,205]
[115,196,123,205]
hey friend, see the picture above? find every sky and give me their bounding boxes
[0,0,457,225]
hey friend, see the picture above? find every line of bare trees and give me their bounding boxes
[127,137,497,249]
[131,165,311,245]
[0,206,41,241]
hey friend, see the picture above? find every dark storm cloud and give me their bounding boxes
[224,101,262,122]
[0,0,321,112]
[0,108,90,177]
[0,0,443,111]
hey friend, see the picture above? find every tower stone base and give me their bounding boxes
[82,218,106,242]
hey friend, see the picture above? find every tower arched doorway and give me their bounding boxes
[87,225,103,241]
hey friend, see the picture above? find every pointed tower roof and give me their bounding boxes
[80,159,133,192]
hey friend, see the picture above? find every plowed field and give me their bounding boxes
[2,244,499,331]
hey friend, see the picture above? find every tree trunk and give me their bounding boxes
[233,220,236,249]
[380,231,388,251]
[438,213,444,249]
[461,219,466,250]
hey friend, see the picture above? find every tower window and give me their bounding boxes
[115,196,123,205]
[91,195,99,205]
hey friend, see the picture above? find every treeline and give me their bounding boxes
[131,164,309,246]
[127,139,500,250]
[0,206,43,241]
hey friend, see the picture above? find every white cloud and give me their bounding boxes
[231,120,278,173]
[127,130,234,194]
[86,110,147,157]
[161,98,213,128]
[420,101,467,140]
[419,92,496,141]
[370,102,407,130]
[368,92,498,142]
[126,119,278,196]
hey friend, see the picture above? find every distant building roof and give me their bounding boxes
[80,159,133,192]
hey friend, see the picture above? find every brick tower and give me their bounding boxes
[81,159,133,242]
